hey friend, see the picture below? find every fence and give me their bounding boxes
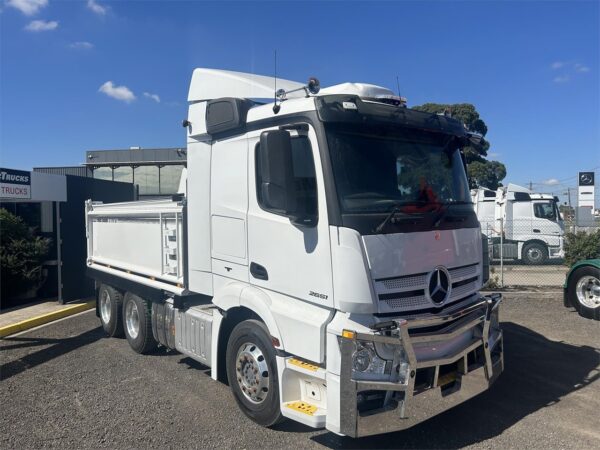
[482,216,600,289]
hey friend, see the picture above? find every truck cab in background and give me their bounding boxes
[86,69,503,437]
[472,183,564,265]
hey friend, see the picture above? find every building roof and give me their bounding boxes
[85,147,186,166]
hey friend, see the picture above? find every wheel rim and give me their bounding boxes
[576,276,600,309]
[99,290,111,324]
[125,300,140,339]
[527,247,542,262]
[235,342,270,404]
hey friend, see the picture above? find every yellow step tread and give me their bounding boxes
[288,358,320,372]
[285,401,318,416]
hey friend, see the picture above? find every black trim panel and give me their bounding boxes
[452,275,479,288]
[378,289,425,300]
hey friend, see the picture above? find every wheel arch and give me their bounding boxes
[566,262,600,287]
[522,239,548,249]
[213,285,284,382]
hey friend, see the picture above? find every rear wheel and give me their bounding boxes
[568,266,600,320]
[522,242,548,265]
[226,320,283,427]
[98,284,124,337]
[122,292,158,354]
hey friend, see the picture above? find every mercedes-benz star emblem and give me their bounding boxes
[427,267,451,305]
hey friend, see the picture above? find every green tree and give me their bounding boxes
[564,230,600,266]
[468,161,507,191]
[0,208,51,299]
[412,103,506,190]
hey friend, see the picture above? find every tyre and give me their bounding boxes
[522,242,548,265]
[98,284,124,337]
[122,292,158,354]
[226,320,284,427]
[567,266,600,320]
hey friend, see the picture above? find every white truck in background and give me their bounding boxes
[472,183,564,265]
[86,68,503,437]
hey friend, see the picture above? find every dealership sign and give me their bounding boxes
[577,171,595,208]
[0,168,31,199]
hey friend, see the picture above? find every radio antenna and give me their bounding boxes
[396,76,401,98]
[273,50,280,114]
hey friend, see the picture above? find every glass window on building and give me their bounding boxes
[159,165,184,195]
[134,165,160,196]
[113,166,133,184]
[93,166,113,181]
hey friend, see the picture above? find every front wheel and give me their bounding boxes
[522,242,548,265]
[568,266,600,320]
[226,320,284,427]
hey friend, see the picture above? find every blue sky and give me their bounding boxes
[1,0,599,205]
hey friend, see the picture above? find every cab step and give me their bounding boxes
[282,401,326,428]
[286,357,326,380]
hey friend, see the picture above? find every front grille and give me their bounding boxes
[380,293,429,309]
[375,263,480,312]
[381,274,427,290]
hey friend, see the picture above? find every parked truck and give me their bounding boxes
[86,68,503,437]
[472,183,564,265]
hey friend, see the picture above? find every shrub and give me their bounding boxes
[0,208,51,299]
[564,229,600,267]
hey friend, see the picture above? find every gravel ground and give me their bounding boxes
[1,293,599,449]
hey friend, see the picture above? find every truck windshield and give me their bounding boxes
[326,124,471,215]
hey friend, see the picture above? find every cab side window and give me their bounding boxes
[534,202,556,220]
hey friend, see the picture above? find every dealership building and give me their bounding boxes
[35,147,187,199]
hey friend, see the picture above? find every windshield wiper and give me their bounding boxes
[373,201,428,233]
[432,201,473,228]
[373,206,403,233]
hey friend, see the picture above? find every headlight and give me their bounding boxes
[352,342,388,375]
[343,330,410,382]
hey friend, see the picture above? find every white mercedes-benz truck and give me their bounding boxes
[86,68,503,437]
[472,184,564,265]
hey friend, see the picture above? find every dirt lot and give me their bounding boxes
[1,292,599,449]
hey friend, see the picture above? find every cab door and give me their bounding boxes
[247,124,334,308]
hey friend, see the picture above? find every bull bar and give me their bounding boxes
[339,294,503,437]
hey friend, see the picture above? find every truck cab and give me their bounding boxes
[86,69,503,437]
[472,183,564,264]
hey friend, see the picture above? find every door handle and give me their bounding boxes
[533,229,540,233]
[250,262,269,280]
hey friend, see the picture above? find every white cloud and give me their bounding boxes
[6,0,47,15]
[553,75,569,83]
[542,178,560,186]
[575,63,590,73]
[487,152,501,159]
[98,81,135,103]
[24,19,57,31]
[87,0,107,15]
[550,61,564,70]
[143,92,160,103]
[69,41,93,50]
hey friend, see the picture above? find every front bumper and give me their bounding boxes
[339,294,503,437]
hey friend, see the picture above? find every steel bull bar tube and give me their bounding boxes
[339,294,504,437]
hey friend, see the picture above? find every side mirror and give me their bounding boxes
[259,130,297,215]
